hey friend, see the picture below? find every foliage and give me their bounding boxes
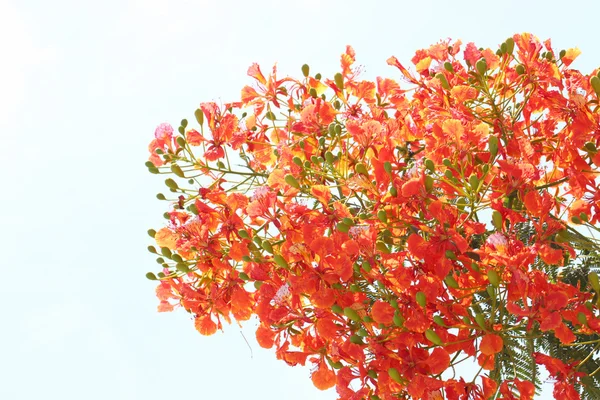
[144,33,600,399]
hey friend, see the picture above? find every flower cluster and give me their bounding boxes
[145,34,600,399]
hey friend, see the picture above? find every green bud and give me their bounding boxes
[355,162,368,176]
[261,240,274,254]
[578,312,587,326]
[388,367,402,383]
[377,210,387,223]
[425,329,442,346]
[500,43,507,55]
[571,216,582,224]
[488,270,500,287]
[194,109,204,126]
[239,272,250,280]
[416,291,426,307]
[350,284,360,293]
[469,174,479,191]
[349,334,364,345]
[471,262,480,272]
[393,312,404,327]
[476,59,487,76]
[357,327,369,337]
[384,161,393,175]
[325,151,334,163]
[148,167,159,174]
[375,241,390,253]
[342,217,354,226]
[176,136,186,148]
[584,142,597,153]
[445,275,459,289]
[145,272,158,280]
[390,298,398,309]
[389,186,398,197]
[425,176,434,192]
[367,370,378,379]
[147,229,156,238]
[331,304,343,314]
[489,135,499,158]
[591,76,600,97]
[165,178,178,190]
[433,315,446,327]
[273,254,288,268]
[443,62,454,73]
[171,253,183,263]
[515,64,525,75]
[362,261,372,272]
[435,73,450,90]
[315,72,322,80]
[462,316,471,325]
[425,159,435,173]
[147,245,157,254]
[292,156,303,167]
[336,222,350,233]
[284,174,301,189]
[254,281,263,290]
[442,158,452,167]
[328,359,343,369]
[301,64,310,77]
[487,285,496,299]
[506,37,515,55]
[265,111,276,121]
[309,88,317,98]
[161,247,172,258]
[334,72,344,90]
[445,250,457,260]
[492,210,503,231]
[176,263,190,273]
[444,169,454,180]
[475,313,487,330]
[334,124,342,135]
[171,164,185,178]
[238,229,250,239]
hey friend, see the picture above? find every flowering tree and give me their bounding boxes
[144,34,600,399]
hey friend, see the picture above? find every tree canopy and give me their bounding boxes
[145,33,600,399]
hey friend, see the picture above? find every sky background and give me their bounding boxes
[1,0,599,399]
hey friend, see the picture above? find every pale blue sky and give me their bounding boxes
[1,0,599,399]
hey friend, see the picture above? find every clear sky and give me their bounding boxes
[1,0,599,399]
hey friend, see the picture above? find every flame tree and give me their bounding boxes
[144,34,600,399]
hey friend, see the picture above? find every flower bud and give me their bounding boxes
[506,37,514,55]
[284,174,301,189]
[301,64,310,77]
[425,329,442,346]
[273,254,288,268]
[487,270,500,287]
[476,59,487,76]
[591,76,600,98]
[165,178,178,190]
[386,368,401,383]
[145,272,158,280]
[194,109,204,126]
[171,164,185,178]
[334,73,344,91]
[416,291,426,307]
